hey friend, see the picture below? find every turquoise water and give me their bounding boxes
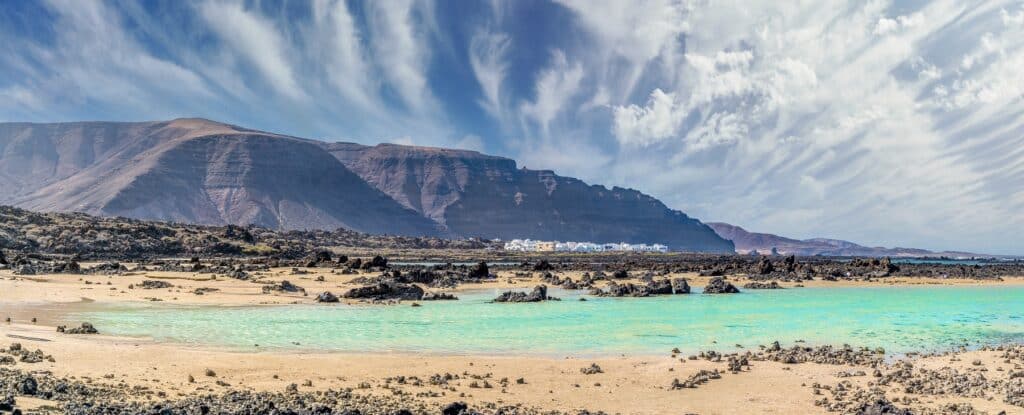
[70,286,1024,356]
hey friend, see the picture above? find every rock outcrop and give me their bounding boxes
[493,285,557,302]
[703,277,740,294]
[343,282,424,301]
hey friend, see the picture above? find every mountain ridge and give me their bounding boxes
[0,118,734,252]
[706,222,986,258]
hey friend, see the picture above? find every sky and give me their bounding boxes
[0,0,1022,254]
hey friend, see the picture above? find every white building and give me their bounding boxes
[503,239,668,253]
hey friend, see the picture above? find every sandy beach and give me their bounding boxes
[3,320,1022,414]
[2,267,1024,413]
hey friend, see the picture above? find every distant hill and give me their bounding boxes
[706,222,985,258]
[0,118,734,252]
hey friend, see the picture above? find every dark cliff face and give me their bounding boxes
[0,119,440,236]
[323,142,735,253]
[0,118,734,252]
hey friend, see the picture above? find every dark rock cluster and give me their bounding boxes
[589,278,690,297]
[493,285,558,302]
[702,277,740,294]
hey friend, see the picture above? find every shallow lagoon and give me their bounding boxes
[72,285,1024,356]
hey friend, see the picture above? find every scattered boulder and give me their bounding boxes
[532,260,553,271]
[855,398,912,415]
[493,285,556,302]
[468,262,490,279]
[58,323,98,334]
[17,375,37,395]
[703,277,740,294]
[343,282,423,301]
[139,280,173,289]
[757,257,774,275]
[263,280,304,294]
[422,292,458,301]
[671,278,691,294]
[646,278,673,294]
[580,363,603,375]
[743,281,783,289]
[441,402,469,415]
[315,292,339,303]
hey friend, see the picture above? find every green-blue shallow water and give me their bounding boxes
[71,285,1024,356]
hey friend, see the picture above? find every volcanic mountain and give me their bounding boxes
[706,222,984,257]
[0,118,733,252]
[323,142,733,252]
[0,119,440,235]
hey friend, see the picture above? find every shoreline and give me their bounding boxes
[2,323,1022,414]
[3,268,1024,413]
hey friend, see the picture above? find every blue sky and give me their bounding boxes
[1,0,1022,254]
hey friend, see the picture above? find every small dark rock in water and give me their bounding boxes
[60,323,98,334]
[442,402,469,415]
[580,363,603,375]
[703,277,740,294]
[344,281,424,301]
[671,278,691,294]
[421,292,458,301]
[646,278,673,294]
[742,281,783,289]
[139,280,173,289]
[493,285,557,302]
[315,292,339,303]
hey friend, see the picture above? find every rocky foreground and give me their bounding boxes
[1,339,1023,414]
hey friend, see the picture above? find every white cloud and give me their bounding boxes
[1002,7,1024,25]
[583,0,1024,253]
[311,0,377,110]
[874,13,924,36]
[199,2,306,101]
[612,88,680,146]
[469,30,511,119]
[365,0,433,112]
[520,50,584,137]
[554,0,689,100]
